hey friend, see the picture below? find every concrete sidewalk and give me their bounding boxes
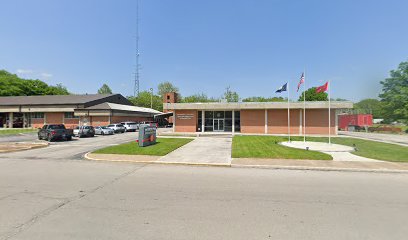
[85,153,408,173]
[281,141,383,162]
[156,136,232,165]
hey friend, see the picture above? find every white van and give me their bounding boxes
[120,122,139,132]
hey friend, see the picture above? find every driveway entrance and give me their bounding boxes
[157,136,232,165]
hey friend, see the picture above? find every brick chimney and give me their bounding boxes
[163,92,178,124]
[163,92,178,104]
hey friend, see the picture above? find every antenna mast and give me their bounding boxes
[134,0,140,97]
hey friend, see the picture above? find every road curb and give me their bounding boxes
[84,152,408,173]
[83,152,230,167]
[230,164,408,174]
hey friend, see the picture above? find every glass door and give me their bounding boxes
[213,119,224,132]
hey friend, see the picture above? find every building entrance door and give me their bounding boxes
[213,119,224,132]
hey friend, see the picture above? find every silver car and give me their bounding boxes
[95,126,114,135]
[120,122,139,132]
[107,124,126,133]
[73,126,95,138]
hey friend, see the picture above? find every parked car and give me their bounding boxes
[38,124,74,141]
[73,126,95,138]
[95,126,114,135]
[107,124,126,133]
[120,122,139,132]
[139,121,158,128]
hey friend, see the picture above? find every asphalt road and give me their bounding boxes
[0,133,38,143]
[1,133,408,239]
[339,131,408,146]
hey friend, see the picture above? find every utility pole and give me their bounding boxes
[150,88,153,109]
[133,0,140,97]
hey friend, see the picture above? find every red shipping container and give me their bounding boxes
[338,114,373,130]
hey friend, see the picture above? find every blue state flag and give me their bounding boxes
[275,83,287,93]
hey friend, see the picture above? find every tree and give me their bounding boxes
[128,91,163,112]
[298,87,328,101]
[97,84,113,94]
[354,99,383,118]
[181,93,218,103]
[242,96,285,102]
[157,81,179,97]
[223,86,239,102]
[45,83,70,95]
[333,98,349,101]
[379,61,408,123]
[0,70,70,96]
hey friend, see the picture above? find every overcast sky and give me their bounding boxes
[1,0,407,101]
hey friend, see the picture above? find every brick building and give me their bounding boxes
[163,95,353,135]
[0,94,160,128]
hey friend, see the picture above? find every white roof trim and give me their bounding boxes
[107,103,162,114]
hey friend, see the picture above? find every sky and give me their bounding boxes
[1,0,407,102]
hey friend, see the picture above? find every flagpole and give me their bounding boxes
[288,82,290,143]
[303,70,306,143]
[328,80,331,145]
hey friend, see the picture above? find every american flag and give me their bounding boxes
[297,73,304,92]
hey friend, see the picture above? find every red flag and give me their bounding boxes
[315,82,328,93]
[297,73,304,92]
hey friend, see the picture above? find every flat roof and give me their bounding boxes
[164,101,353,110]
[0,94,118,106]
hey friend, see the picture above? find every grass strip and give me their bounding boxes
[307,137,408,162]
[0,129,37,135]
[93,138,193,156]
[232,135,332,160]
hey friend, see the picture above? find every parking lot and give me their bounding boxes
[0,131,140,160]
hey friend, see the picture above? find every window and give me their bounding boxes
[234,111,241,132]
[31,113,44,119]
[64,112,78,118]
[167,95,170,100]
[197,111,202,132]
[49,125,65,129]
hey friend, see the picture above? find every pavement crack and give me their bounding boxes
[0,164,149,240]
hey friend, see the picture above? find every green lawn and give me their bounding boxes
[232,135,408,162]
[306,137,408,162]
[232,135,332,160]
[93,138,193,156]
[0,129,37,135]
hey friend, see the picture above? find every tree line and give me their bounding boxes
[0,70,69,96]
[1,59,407,123]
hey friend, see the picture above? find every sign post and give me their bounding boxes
[138,125,157,147]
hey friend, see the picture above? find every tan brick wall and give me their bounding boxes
[64,118,79,129]
[268,109,300,134]
[305,109,336,134]
[90,116,110,127]
[31,119,44,129]
[240,110,265,133]
[45,112,63,124]
[174,110,197,132]
[171,108,337,135]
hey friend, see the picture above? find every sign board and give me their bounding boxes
[177,113,194,120]
[138,125,157,147]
